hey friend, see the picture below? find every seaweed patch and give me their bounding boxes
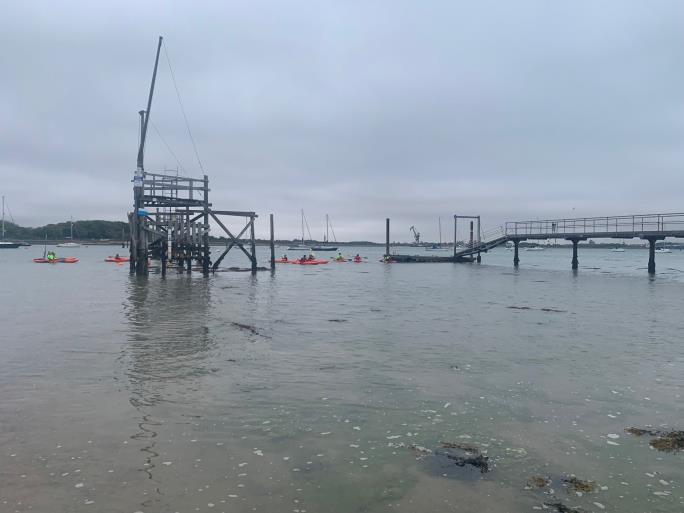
[625,427,684,452]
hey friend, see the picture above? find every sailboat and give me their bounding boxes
[0,196,20,249]
[311,214,338,251]
[57,217,81,248]
[287,210,311,251]
[425,217,450,251]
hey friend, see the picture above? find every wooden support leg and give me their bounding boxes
[269,214,275,271]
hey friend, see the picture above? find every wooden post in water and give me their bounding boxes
[476,215,481,263]
[385,218,390,257]
[571,239,579,270]
[269,214,275,271]
[161,238,167,277]
[202,175,210,275]
[250,215,257,275]
[453,216,457,259]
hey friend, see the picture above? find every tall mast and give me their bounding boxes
[1,196,4,240]
[301,209,305,245]
[136,36,163,175]
[326,214,329,243]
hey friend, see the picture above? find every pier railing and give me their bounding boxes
[505,213,684,238]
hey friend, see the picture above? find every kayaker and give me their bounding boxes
[47,250,56,262]
[115,253,120,259]
[308,254,315,261]
[336,252,345,261]
[282,254,288,262]
[353,254,362,263]
[300,254,308,263]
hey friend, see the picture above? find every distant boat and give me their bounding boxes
[57,218,81,248]
[425,217,450,251]
[655,248,672,253]
[0,195,20,249]
[311,214,338,251]
[288,209,311,251]
[611,248,626,252]
[524,246,545,251]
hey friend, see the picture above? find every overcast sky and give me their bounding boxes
[1,1,682,242]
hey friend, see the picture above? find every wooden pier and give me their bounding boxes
[128,36,274,276]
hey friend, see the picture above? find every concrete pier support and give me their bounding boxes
[571,239,579,270]
[513,240,520,267]
[647,238,656,274]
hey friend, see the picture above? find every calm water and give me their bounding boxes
[1,245,682,513]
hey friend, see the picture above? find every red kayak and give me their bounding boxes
[290,259,329,265]
[105,256,130,263]
[33,257,79,264]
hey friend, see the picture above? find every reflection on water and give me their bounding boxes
[122,275,215,509]
[0,245,683,512]
[123,275,215,407]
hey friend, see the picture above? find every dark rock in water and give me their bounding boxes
[540,307,566,313]
[625,427,684,452]
[507,306,532,310]
[526,475,551,489]
[410,443,489,476]
[544,501,584,513]
[650,431,684,452]
[435,450,489,473]
[562,476,596,493]
[327,318,348,322]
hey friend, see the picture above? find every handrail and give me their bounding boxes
[505,213,684,237]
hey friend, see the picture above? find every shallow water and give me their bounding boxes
[1,245,683,512]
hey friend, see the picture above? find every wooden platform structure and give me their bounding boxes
[128,36,274,277]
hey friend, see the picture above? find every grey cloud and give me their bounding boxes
[1,0,682,242]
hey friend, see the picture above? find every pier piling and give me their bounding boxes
[385,218,390,257]
[647,238,656,274]
[513,240,519,267]
[270,214,275,271]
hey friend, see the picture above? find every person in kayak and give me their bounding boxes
[115,253,120,259]
[281,254,288,262]
[307,254,315,261]
[300,254,308,263]
[336,252,345,261]
[47,250,56,262]
[353,254,362,263]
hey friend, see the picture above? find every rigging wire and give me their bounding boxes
[303,215,313,241]
[329,218,338,243]
[162,40,205,174]
[150,120,186,173]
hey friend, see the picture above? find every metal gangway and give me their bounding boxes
[503,213,684,273]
